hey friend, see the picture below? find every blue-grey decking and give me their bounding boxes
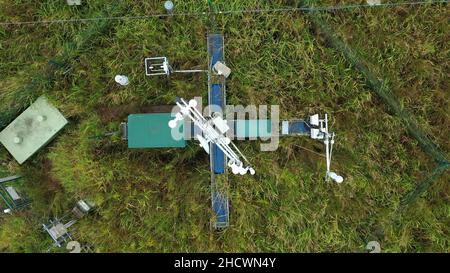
[208,33,229,229]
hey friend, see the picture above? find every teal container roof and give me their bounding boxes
[127,113,186,148]
[235,119,272,139]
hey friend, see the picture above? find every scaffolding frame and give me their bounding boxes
[0,175,31,213]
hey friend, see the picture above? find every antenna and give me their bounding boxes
[169,98,255,175]
[309,113,344,183]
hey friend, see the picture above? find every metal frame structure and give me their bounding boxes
[142,33,233,229]
[43,200,94,248]
[137,32,343,229]
[145,57,171,76]
[0,175,31,214]
[170,98,255,175]
[42,215,76,248]
[145,56,206,76]
[309,114,343,183]
[207,33,230,229]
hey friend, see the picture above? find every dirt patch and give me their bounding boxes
[40,159,63,193]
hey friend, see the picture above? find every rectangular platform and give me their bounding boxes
[208,34,226,175]
[0,96,68,164]
[163,118,310,140]
[208,34,224,70]
[210,84,226,174]
[0,175,31,211]
[235,119,273,139]
[281,120,311,136]
[127,113,186,148]
[208,33,229,229]
[212,192,229,229]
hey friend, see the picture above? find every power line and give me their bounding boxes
[293,144,326,158]
[0,0,447,27]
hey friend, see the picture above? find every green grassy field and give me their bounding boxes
[0,0,448,252]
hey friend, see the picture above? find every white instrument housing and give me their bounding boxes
[309,113,344,183]
[169,98,255,176]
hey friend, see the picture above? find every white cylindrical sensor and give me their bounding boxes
[13,136,22,144]
[168,119,177,129]
[367,0,381,6]
[188,99,197,108]
[37,115,47,122]
[328,172,344,183]
[164,1,174,13]
[115,75,129,86]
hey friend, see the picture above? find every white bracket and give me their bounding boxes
[145,57,171,76]
[169,98,254,175]
[145,56,206,76]
[213,61,231,78]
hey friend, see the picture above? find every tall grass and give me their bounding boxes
[0,0,448,252]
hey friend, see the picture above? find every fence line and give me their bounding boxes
[0,1,448,27]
